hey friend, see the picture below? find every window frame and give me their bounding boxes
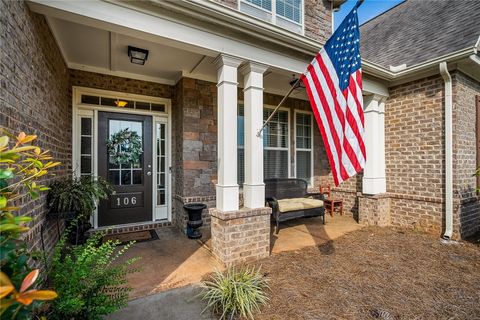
[294,109,314,186]
[239,0,304,32]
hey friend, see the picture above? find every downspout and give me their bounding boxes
[439,62,453,240]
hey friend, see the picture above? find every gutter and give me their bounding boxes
[363,47,476,81]
[439,62,453,240]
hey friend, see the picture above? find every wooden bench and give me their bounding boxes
[265,178,325,234]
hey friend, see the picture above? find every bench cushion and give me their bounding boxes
[277,198,324,213]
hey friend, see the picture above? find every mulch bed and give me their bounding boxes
[254,227,480,320]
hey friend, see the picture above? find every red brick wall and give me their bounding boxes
[0,0,71,253]
[452,71,480,238]
[384,75,446,234]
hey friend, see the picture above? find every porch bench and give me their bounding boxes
[265,178,325,234]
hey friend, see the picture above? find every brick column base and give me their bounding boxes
[209,207,271,265]
[358,194,391,227]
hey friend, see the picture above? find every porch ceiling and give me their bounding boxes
[47,17,308,99]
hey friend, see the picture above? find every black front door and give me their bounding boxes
[98,112,153,226]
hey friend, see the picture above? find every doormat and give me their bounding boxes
[103,229,159,244]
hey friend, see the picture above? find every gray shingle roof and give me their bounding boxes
[360,0,480,68]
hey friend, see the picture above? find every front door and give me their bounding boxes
[98,112,153,226]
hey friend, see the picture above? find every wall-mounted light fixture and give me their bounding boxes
[128,46,149,65]
[115,99,128,107]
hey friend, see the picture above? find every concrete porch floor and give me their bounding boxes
[118,215,361,299]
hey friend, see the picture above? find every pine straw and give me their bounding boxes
[253,227,480,320]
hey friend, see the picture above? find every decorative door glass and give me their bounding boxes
[156,122,166,206]
[107,120,143,186]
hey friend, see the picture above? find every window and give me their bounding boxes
[80,94,165,113]
[295,112,313,184]
[244,0,271,11]
[240,0,303,33]
[237,105,289,185]
[79,117,93,176]
[276,0,302,24]
[263,108,289,179]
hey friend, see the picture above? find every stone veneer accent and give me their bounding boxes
[210,207,271,265]
[1,0,71,254]
[173,78,218,232]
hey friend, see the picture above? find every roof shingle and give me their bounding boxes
[360,0,480,68]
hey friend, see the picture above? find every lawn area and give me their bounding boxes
[254,227,480,320]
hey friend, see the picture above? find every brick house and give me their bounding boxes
[1,0,479,265]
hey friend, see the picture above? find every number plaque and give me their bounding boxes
[110,193,143,209]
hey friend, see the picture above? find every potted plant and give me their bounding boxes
[47,176,112,244]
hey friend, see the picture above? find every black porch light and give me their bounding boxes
[128,46,149,65]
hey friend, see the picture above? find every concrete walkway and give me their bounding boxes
[107,285,216,320]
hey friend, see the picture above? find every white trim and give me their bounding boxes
[72,86,172,229]
[294,109,314,186]
[28,0,309,74]
[69,63,176,86]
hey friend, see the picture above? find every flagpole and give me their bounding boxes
[256,76,302,137]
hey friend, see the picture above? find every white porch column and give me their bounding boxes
[240,62,268,209]
[363,95,387,194]
[214,54,243,211]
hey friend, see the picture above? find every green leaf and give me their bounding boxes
[0,136,8,148]
[0,169,14,180]
[0,152,18,161]
[0,196,7,209]
[0,223,21,232]
[29,191,39,199]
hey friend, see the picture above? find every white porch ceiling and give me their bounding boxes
[47,17,308,99]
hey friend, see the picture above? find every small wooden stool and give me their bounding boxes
[324,198,344,217]
[320,184,344,218]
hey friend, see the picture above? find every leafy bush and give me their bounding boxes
[48,176,112,222]
[200,266,269,320]
[0,131,59,319]
[48,231,139,320]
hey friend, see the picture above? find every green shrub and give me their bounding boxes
[0,131,59,319]
[48,231,139,320]
[48,176,112,223]
[200,266,269,320]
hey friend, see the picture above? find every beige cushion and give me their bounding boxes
[277,198,324,213]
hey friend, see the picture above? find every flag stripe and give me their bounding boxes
[304,70,347,182]
[302,4,365,186]
[315,53,362,176]
[302,75,341,185]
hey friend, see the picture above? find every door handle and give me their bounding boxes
[147,171,152,176]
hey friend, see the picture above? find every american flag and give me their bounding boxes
[301,3,365,186]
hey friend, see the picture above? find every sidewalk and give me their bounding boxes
[107,285,216,320]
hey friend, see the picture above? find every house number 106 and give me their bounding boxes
[117,197,137,206]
